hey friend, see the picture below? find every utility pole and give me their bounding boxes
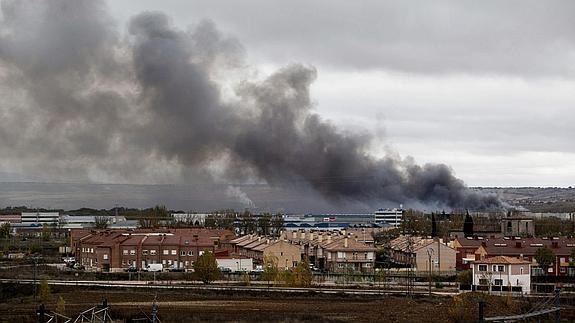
[555,288,561,323]
[427,248,434,296]
[151,295,158,323]
[33,256,38,302]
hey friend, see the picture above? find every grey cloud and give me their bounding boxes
[0,0,501,210]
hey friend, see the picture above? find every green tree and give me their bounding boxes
[463,211,474,237]
[39,279,51,302]
[193,251,221,284]
[270,213,284,237]
[534,246,555,274]
[56,296,66,314]
[431,212,438,237]
[138,205,169,228]
[239,210,256,235]
[456,270,472,286]
[261,254,279,285]
[94,216,109,229]
[0,222,10,239]
[293,258,313,287]
[41,224,51,241]
[257,213,272,236]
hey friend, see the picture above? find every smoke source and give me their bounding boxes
[0,0,501,210]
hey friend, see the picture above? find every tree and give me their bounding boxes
[41,223,51,241]
[293,258,313,287]
[534,246,555,274]
[261,254,279,286]
[193,251,221,284]
[569,248,575,267]
[39,279,51,302]
[239,210,256,235]
[138,205,169,228]
[463,211,474,237]
[270,213,284,237]
[0,222,10,239]
[431,212,437,237]
[94,216,109,229]
[56,296,66,314]
[456,270,472,286]
[257,213,272,236]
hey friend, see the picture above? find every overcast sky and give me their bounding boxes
[104,0,575,187]
[1,0,574,191]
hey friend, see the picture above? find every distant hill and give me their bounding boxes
[475,187,575,213]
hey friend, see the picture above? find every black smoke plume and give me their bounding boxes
[0,0,501,210]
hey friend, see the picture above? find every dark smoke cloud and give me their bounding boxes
[0,0,501,210]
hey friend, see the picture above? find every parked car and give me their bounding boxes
[73,263,85,270]
[126,266,138,272]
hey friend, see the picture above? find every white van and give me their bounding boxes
[144,264,163,272]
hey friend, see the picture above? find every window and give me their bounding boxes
[163,250,169,255]
[494,279,503,286]
[188,251,193,256]
[130,249,136,255]
[478,265,487,272]
[337,252,346,259]
[171,249,177,255]
[142,250,148,255]
[180,251,186,256]
[497,265,505,272]
[492,265,497,272]
[479,279,488,285]
[520,267,524,275]
[150,250,157,255]
[123,250,128,255]
[103,254,108,260]
[560,267,566,273]
[199,251,205,256]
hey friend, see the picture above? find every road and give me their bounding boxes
[0,278,459,297]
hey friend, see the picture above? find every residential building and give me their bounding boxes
[453,236,575,276]
[471,256,531,294]
[389,235,457,272]
[73,228,235,272]
[323,236,377,273]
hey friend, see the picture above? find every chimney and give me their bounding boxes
[300,230,305,239]
[341,229,346,236]
[344,237,348,248]
[292,231,297,239]
[318,233,323,243]
[327,234,332,244]
[309,232,314,241]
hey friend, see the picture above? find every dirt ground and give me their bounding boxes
[1,285,573,322]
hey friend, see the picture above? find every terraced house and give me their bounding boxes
[73,228,234,272]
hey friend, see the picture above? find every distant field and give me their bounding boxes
[1,182,575,213]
